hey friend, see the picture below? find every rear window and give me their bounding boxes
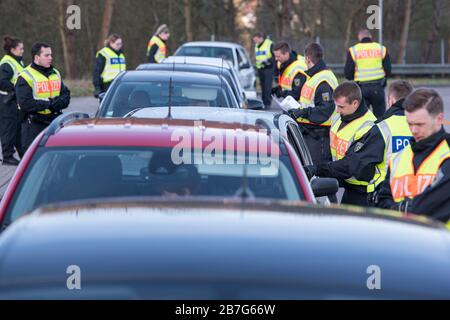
[176,46,234,66]
[4,146,304,225]
[102,81,234,117]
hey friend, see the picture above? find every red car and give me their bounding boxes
[0,113,337,230]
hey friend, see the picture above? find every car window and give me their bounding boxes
[177,46,234,66]
[287,123,313,166]
[235,49,242,67]
[103,81,233,117]
[4,147,304,225]
[238,48,250,68]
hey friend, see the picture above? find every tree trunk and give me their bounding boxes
[310,0,321,40]
[97,0,115,51]
[183,0,193,42]
[397,0,412,64]
[422,0,440,63]
[58,0,76,79]
[343,2,365,62]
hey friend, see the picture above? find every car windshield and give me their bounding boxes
[103,81,234,117]
[5,147,304,225]
[176,46,234,66]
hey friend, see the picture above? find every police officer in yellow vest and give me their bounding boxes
[271,41,307,102]
[15,42,70,150]
[377,89,450,225]
[0,36,25,165]
[287,43,338,165]
[345,29,391,119]
[304,82,378,206]
[147,24,170,64]
[252,32,275,109]
[93,34,126,98]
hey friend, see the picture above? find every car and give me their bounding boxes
[136,62,264,110]
[96,70,240,118]
[174,42,256,91]
[0,199,449,299]
[0,112,338,230]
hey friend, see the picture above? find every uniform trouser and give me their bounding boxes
[21,118,48,151]
[257,67,274,108]
[341,184,369,206]
[0,97,23,159]
[359,81,386,119]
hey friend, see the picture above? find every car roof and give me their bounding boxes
[42,117,279,153]
[119,70,224,84]
[163,56,233,70]
[0,200,448,299]
[136,63,232,76]
[180,41,244,49]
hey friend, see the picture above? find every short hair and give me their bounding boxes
[252,32,264,39]
[3,35,22,54]
[404,88,444,117]
[388,80,414,102]
[333,81,362,104]
[155,24,169,35]
[304,42,323,64]
[358,28,372,39]
[104,33,122,47]
[273,41,291,54]
[31,42,51,59]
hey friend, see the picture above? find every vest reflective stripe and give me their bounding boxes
[330,110,376,186]
[278,60,307,91]
[255,39,273,69]
[367,115,413,192]
[389,140,450,203]
[350,42,386,82]
[0,55,24,88]
[97,47,126,83]
[19,66,62,115]
[147,36,167,63]
[296,69,339,127]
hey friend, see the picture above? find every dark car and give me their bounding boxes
[0,199,449,299]
[136,63,263,110]
[96,70,240,118]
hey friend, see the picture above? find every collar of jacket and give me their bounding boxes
[107,45,122,56]
[7,53,23,63]
[31,62,55,77]
[410,127,447,154]
[361,37,373,43]
[256,38,268,49]
[340,99,369,124]
[306,59,327,77]
[279,51,298,72]
[379,99,405,122]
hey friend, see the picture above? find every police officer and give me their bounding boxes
[252,32,275,109]
[271,41,307,102]
[93,34,126,98]
[287,43,338,165]
[345,29,391,119]
[376,88,450,217]
[0,36,24,165]
[304,82,377,206]
[16,42,71,150]
[147,24,170,64]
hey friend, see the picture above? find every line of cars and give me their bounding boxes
[0,41,449,299]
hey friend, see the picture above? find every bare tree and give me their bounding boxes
[97,0,115,51]
[184,0,193,41]
[342,1,366,62]
[422,0,441,63]
[397,0,412,64]
[58,0,76,79]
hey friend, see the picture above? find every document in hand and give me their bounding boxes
[272,95,302,112]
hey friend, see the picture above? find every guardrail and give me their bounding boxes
[327,64,450,76]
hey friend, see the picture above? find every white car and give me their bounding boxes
[174,41,256,91]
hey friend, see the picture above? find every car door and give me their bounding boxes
[234,48,254,91]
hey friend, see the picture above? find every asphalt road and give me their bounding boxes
[1,86,450,198]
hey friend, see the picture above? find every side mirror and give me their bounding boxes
[98,92,106,103]
[310,177,339,198]
[247,98,264,110]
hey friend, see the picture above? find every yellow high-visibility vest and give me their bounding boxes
[0,54,24,88]
[330,110,376,186]
[367,114,413,192]
[389,139,450,203]
[255,38,273,69]
[147,36,167,63]
[349,42,386,82]
[19,65,62,115]
[278,60,308,92]
[296,69,339,127]
[97,47,126,84]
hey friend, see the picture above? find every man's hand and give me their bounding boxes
[287,108,304,119]
[303,165,317,179]
[271,86,283,97]
[94,88,102,99]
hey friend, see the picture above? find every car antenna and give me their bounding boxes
[167,77,173,119]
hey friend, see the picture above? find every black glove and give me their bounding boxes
[94,88,101,99]
[397,198,412,212]
[287,108,304,119]
[49,97,66,112]
[2,91,15,104]
[303,165,317,179]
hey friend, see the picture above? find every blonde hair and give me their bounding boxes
[104,33,122,47]
[155,24,169,36]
